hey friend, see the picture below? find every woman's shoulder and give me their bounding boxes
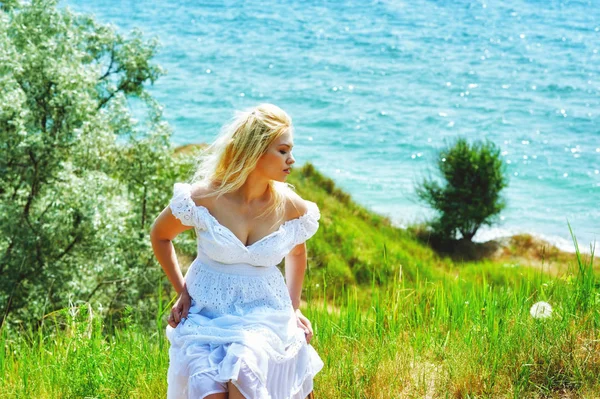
[188,181,218,208]
[278,185,321,243]
[278,184,318,221]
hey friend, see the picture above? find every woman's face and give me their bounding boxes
[254,130,295,182]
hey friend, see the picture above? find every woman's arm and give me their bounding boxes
[150,205,193,294]
[150,206,198,328]
[285,242,314,343]
[284,242,308,311]
[150,205,194,327]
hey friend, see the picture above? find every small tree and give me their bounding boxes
[415,138,508,242]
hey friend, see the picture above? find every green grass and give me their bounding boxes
[1,163,598,398]
[306,244,599,398]
[1,241,597,398]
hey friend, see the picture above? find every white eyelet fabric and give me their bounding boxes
[166,182,323,399]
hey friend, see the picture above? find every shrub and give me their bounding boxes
[415,137,508,242]
[0,0,195,329]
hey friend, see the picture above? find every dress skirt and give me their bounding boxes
[166,259,324,399]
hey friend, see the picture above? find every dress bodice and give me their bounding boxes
[169,183,321,268]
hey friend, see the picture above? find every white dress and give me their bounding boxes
[166,183,324,399]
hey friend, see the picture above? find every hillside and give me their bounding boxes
[173,144,590,303]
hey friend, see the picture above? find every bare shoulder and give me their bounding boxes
[189,182,217,208]
[282,187,310,221]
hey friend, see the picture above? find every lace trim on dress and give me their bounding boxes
[197,199,321,249]
[169,183,207,230]
[290,200,321,247]
[169,182,321,246]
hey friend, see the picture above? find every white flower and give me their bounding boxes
[530,301,553,319]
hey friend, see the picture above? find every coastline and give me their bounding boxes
[471,225,596,255]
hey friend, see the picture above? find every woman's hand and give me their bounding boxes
[295,308,314,344]
[168,286,191,328]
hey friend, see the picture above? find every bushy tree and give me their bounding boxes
[0,0,196,328]
[415,138,508,242]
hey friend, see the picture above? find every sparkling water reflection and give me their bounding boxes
[63,0,600,251]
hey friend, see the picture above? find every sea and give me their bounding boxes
[62,0,599,253]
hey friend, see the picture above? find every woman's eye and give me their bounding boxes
[279,150,287,155]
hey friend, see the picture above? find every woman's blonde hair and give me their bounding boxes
[190,103,295,223]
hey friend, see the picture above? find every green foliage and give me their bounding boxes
[416,137,508,242]
[0,0,196,328]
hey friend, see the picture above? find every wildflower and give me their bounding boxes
[530,301,553,319]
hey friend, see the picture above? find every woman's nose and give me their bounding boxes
[288,154,295,164]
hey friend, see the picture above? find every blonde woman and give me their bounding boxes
[150,104,323,399]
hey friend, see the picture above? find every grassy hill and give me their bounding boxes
[176,144,586,290]
[285,162,581,303]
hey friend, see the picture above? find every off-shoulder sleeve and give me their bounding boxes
[290,200,321,246]
[169,183,207,230]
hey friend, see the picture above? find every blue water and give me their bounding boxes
[63,0,600,252]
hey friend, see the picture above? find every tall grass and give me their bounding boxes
[1,237,597,398]
[305,231,598,398]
